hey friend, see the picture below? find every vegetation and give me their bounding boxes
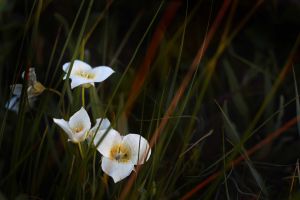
[0,0,300,199]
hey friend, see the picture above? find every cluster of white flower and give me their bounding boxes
[6,60,151,183]
[53,60,151,183]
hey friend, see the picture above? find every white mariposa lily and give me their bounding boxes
[62,60,114,89]
[53,107,91,143]
[94,127,151,183]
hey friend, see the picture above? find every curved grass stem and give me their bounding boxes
[46,88,62,97]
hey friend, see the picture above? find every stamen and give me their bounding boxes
[72,124,84,133]
[110,144,131,163]
[76,71,95,79]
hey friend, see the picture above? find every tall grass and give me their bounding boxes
[1,0,300,199]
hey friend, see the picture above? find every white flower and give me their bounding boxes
[5,68,45,112]
[62,60,114,89]
[53,107,91,143]
[87,118,111,142]
[5,84,23,112]
[94,127,151,183]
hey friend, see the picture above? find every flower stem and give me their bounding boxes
[46,88,62,97]
[78,142,84,159]
[80,42,85,60]
[92,151,96,198]
[82,87,85,107]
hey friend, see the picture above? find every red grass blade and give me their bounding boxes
[119,0,232,199]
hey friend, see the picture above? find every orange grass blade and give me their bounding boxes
[181,115,300,200]
[119,0,232,199]
[124,0,182,115]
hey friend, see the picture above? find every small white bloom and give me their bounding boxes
[53,107,91,143]
[62,60,114,89]
[5,68,45,112]
[94,127,151,183]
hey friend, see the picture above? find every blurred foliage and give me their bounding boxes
[0,0,300,199]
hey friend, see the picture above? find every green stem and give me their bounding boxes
[80,42,85,60]
[82,87,85,107]
[92,151,96,198]
[78,142,84,159]
[46,88,62,97]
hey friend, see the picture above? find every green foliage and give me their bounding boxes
[0,0,300,199]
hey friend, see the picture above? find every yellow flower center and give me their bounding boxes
[72,124,84,133]
[76,71,95,79]
[28,81,45,96]
[110,143,131,163]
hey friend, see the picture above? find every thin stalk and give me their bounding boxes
[82,87,85,107]
[58,0,94,111]
[46,88,62,97]
[50,0,86,87]
[78,143,84,159]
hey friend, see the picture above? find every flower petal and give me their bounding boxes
[91,66,114,82]
[88,118,111,143]
[123,134,151,165]
[101,157,134,183]
[5,96,20,112]
[94,129,122,158]
[53,118,74,141]
[63,60,92,77]
[71,131,87,142]
[27,82,45,98]
[69,107,91,132]
[70,76,94,89]
[90,118,111,133]
[67,107,91,142]
[95,118,111,130]
[10,84,23,96]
